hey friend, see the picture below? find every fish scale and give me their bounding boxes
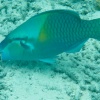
[40,13,81,54]
[0,10,100,63]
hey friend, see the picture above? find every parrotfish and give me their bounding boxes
[0,10,100,64]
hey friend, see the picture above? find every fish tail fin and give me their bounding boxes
[88,18,100,41]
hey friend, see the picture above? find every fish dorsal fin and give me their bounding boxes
[64,10,80,19]
[34,9,80,19]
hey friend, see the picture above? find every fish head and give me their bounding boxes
[1,41,36,61]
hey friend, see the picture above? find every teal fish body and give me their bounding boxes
[0,10,100,63]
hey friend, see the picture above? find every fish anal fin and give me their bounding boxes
[66,44,83,53]
[66,39,88,53]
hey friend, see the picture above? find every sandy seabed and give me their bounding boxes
[0,0,100,100]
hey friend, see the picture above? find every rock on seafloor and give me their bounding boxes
[0,0,100,100]
[96,0,100,9]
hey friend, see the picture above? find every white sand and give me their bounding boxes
[0,0,100,100]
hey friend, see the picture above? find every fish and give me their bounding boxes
[0,9,100,64]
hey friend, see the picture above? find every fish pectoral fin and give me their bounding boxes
[20,40,34,51]
[39,58,56,64]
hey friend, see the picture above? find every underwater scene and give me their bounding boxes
[0,0,100,100]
